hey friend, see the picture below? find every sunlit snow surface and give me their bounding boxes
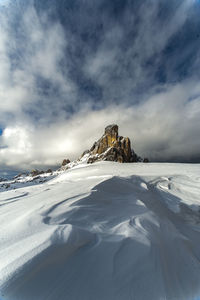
[0,162,200,300]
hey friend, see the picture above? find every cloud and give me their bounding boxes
[0,0,200,170]
[0,3,78,127]
[84,0,196,102]
[1,79,200,170]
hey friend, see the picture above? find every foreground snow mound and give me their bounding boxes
[0,162,200,300]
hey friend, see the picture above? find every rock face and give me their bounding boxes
[62,159,70,166]
[82,124,139,163]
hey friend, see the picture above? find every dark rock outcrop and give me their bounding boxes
[62,159,70,166]
[81,124,140,163]
[143,158,149,163]
[0,177,6,182]
[30,169,52,177]
[30,169,41,177]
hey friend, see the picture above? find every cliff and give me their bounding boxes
[81,124,139,163]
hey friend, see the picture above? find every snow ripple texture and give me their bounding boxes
[0,162,200,300]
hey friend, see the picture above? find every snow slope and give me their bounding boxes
[0,162,200,300]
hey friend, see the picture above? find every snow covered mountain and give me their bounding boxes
[0,162,200,300]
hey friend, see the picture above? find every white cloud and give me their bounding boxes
[0,4,77,127]
[0,79,200,169]
[84,0,194,101]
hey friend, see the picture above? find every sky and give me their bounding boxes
[0,0,200,172]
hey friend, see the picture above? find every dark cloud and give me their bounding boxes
[0,0,200,169]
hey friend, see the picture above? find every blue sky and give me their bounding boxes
[0,0,200,170]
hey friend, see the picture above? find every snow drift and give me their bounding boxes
[0,162,200,300]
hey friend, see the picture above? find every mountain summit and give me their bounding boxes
[81,124,140,163]
[60,124,145,171]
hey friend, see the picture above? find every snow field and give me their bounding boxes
[0,162,200,300]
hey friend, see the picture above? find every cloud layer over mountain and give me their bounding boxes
[0,0,200,170]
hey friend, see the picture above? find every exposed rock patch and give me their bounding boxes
[62,159,70,166]
[30,169,52,177]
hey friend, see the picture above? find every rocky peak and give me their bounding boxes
[105,124,118,139]
[81,124,139,163]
